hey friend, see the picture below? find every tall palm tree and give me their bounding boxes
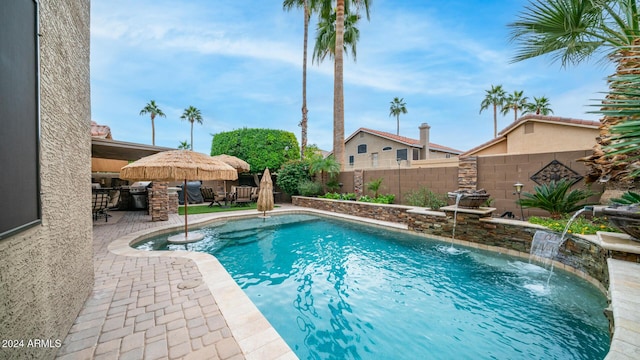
[501,90,528,123]
[524,96,554,115]
[180,106,203,151]
[509,0,640,182]
[312,7,360,64]
[139,100,165,146]
[283,0,322,159]
[319,0,371,170]
[389,97,407,135]
[479,85,507,138]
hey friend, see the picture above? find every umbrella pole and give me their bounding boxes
[184,178,188,238]
[223,180,228,207]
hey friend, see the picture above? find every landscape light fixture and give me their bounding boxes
[397,158,402,204]
[513,182,525,220]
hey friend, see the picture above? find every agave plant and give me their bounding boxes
[517,179,597,219]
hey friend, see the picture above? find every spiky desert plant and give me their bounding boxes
[517,179,597,219]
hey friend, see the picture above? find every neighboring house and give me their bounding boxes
[343,123,462,170]
[462,114,600,157]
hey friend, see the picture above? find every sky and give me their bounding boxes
[91,0,614,155]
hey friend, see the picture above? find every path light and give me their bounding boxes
[397,158,402,204]
[513,182,525,220]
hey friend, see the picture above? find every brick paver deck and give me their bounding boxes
[55,208,297,360]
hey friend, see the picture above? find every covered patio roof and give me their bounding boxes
[91,138,174,161]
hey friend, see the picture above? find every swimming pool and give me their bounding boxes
[135,214,610,359]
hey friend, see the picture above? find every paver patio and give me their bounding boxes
[55,207,296,360]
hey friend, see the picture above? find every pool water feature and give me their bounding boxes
[135,214,610,359]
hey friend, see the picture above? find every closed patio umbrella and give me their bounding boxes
[257,168,274,218]
[120,150,237,242]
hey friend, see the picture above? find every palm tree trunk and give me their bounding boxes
[582,41,640,185]
[492,104,497,138]
[190,122,194,151]
[334,0,346,170]
[151,114,156,145]
[301,0,309,158]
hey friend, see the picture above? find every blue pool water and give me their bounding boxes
[135,214,610,359]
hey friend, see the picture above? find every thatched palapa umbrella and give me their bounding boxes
[257,168,274,218]
[120,150,237,242]
[211,154,250,204]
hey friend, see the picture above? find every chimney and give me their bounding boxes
[419,123,430,159]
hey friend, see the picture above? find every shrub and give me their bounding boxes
[610,191,640,205]
[211,128,300,173]
[528,216,618,235]
[298,180,323,196]
[341,193,357,201]
[358,194,395,204]
[404,187,447,209]
[374,194,395,204]
[276,160,310,196]
[365,178,384,198]
[320,192,341,200]
[517,179,597,219]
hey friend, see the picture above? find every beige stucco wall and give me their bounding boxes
[506,122,598,154]
[345,132,413,170]
[344,133,456,170]
[469,140,508,156]
[0,1,93,359]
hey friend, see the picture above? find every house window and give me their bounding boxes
[372,153,379,167]
[525,123,534,134]
[1,0,41,240]
[413,149,419,160]
[396,148,407,161]
[357,144,367,154]
[359,132,364,138]
[349,155,354,166]
[446,153,451,158]
[382,146,392,151]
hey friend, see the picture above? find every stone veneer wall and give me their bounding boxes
[0,1,93,359]
[293,197,612,287]
[149,182,169,221]
[457,156,477,191]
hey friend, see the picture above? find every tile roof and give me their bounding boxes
[91,121,112,139]
[349,127,463,154]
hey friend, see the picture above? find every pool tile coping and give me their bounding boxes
[107,206,638,359]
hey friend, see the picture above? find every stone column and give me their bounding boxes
[149,181,169,221]
[458,156,477,191]
[168,187,179,214]
[354,169,364,197]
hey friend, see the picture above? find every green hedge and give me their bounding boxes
[211,128,300,173]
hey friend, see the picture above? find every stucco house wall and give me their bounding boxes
[0,1,93,359]
[506,121,598,154]
[345,132,415,170]
[344,126,461,170]
[463,115,600,157]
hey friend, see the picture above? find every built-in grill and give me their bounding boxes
[129,181,152,210]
